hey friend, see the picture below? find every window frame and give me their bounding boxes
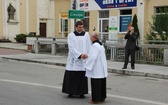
[59,13,69,38]
[118,9,132,33]
[82,12,90,32]
[153,6,168,34]
[154,6,168,15]
[98,10,109,40]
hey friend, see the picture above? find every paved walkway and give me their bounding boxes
[0,42,168,79]
[0,42,27,50]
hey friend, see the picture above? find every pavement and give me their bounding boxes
[0,42,27,50]
[0,42,168,79]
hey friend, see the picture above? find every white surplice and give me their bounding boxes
[84,43,108,78]
[66,32,91,71]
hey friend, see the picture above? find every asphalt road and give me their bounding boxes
[0,58,168,105]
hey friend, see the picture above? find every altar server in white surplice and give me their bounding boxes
[62,21,91,98]
[84,31,108,104]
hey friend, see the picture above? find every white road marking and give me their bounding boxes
[0,79,62,89]
[0,79,168,105]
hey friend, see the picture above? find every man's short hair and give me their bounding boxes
[75,21,83,27]
[91,31,99,39]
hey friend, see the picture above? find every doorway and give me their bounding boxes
[40,23,47,37]
[98,11,109,42]
[99,19,109,42]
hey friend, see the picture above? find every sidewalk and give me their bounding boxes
[1,53,168,79]
[0,42,27,50]
[0,43,168,79]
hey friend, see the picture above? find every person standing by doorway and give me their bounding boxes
[62,21,91,98]
[122,27,138,69]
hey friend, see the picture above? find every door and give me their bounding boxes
[99,19,109,41]
[40,23,47,37]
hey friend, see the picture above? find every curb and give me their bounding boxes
[108,69,168,79]
[2,57,66,67]
[0,47,29,52]
[2,57,168,80]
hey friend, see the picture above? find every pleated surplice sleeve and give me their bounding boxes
[84,44,99,71]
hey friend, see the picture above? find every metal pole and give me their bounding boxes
[74,0,76,31]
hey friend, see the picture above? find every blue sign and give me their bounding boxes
[120,16,132,32]
[95,0,137,9]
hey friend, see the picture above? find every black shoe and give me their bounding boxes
[131,67,135,69]
[79,95,85,98]
[122,67,127,69]
[68,94,73,98]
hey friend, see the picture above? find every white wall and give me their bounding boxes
[37,0,49,19]
[137,0,145,42]
[36,0,55,37]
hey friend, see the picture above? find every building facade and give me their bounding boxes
[0,0,168,42]
[0,0,55,41]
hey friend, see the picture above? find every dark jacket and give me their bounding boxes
[125,32,138,50]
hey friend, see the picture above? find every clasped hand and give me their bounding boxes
[81,54,88,59]
[127,30,133,35]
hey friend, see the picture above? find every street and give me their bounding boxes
[0,58,168,105]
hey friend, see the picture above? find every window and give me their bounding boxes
[99,11,109,18]
[60,13,68,37]
[60,19,68,32]
[82,12,90,32]
[120,9,132,15]
[155,6,168,14]
[153,6,168,34]
[119,9,132,32]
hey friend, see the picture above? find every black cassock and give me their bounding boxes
[62,70,88,95]
[91,78,106,102]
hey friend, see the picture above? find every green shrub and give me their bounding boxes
[15,34,27,43]
[15,33,44,43]
[146,7,168,44]
[132,14,140,38]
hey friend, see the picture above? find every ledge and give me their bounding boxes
[7,19,19,24]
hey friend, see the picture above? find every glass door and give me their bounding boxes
[98,11,109,42]
[99,19,109,42]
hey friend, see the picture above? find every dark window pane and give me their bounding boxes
[99,20,101,32]
[99,11,109,18]
[81,12,90,31]
[82,18,89,31]
[102,20,109,32]
[60,19,68,32]
[120,9,132,15]
[64,20,68,31]
[85,12,90,17]
[61,19,62,32]
[155,6,168,13]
